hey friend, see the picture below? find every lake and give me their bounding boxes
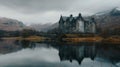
[0,39,120,67]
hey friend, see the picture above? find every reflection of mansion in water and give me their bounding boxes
[58,45,96,64]
[59,13,96,33]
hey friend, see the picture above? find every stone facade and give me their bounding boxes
[59,13,96,33]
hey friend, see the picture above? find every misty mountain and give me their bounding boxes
[29,8,120,35]
[30,23,59,32]
[0,17,25,31]
[93,8,120,34]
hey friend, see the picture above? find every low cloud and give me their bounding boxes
[0,0,120,24]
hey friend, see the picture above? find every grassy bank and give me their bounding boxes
[1,36,49,42]
[102,36,120,44]
[62,36,120,44]
[1,35,120,44]
[63,37,103,42]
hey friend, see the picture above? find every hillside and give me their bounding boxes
[0,17,25,31]
[93,8,120,35]
[30,23,59,32]
[29,8,120,35]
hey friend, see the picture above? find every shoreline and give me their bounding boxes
[1,35,120,44]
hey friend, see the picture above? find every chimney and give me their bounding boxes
[78,13,82,17]
[70,14,73,17]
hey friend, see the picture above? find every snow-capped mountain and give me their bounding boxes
[93,7,120,34]
[94,7,120,16]
[30,7,120,35]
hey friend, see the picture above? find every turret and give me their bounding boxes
[91,17,95,22]
[78,13,84,21]
[70,14,73,17]
[78,13,82,17]
[60,15,63,20]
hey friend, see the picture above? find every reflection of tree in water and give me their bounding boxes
[20,40,36,48]
[97,44,120,64]
[0,39,22,54]
[49,42,120,65]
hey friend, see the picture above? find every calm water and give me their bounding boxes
[0,39,120,67]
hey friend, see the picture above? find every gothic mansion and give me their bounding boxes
[59,13,96,33]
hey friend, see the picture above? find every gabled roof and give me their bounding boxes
[61,16,75,22]
[74,17,77,19]
[62,16,68,21]
[69,17,74,22]
[59,13,90,22]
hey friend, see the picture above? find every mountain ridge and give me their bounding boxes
[0,17,25,31]
[92,8,120,35]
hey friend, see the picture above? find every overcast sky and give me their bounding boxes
[0,0,120,25]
